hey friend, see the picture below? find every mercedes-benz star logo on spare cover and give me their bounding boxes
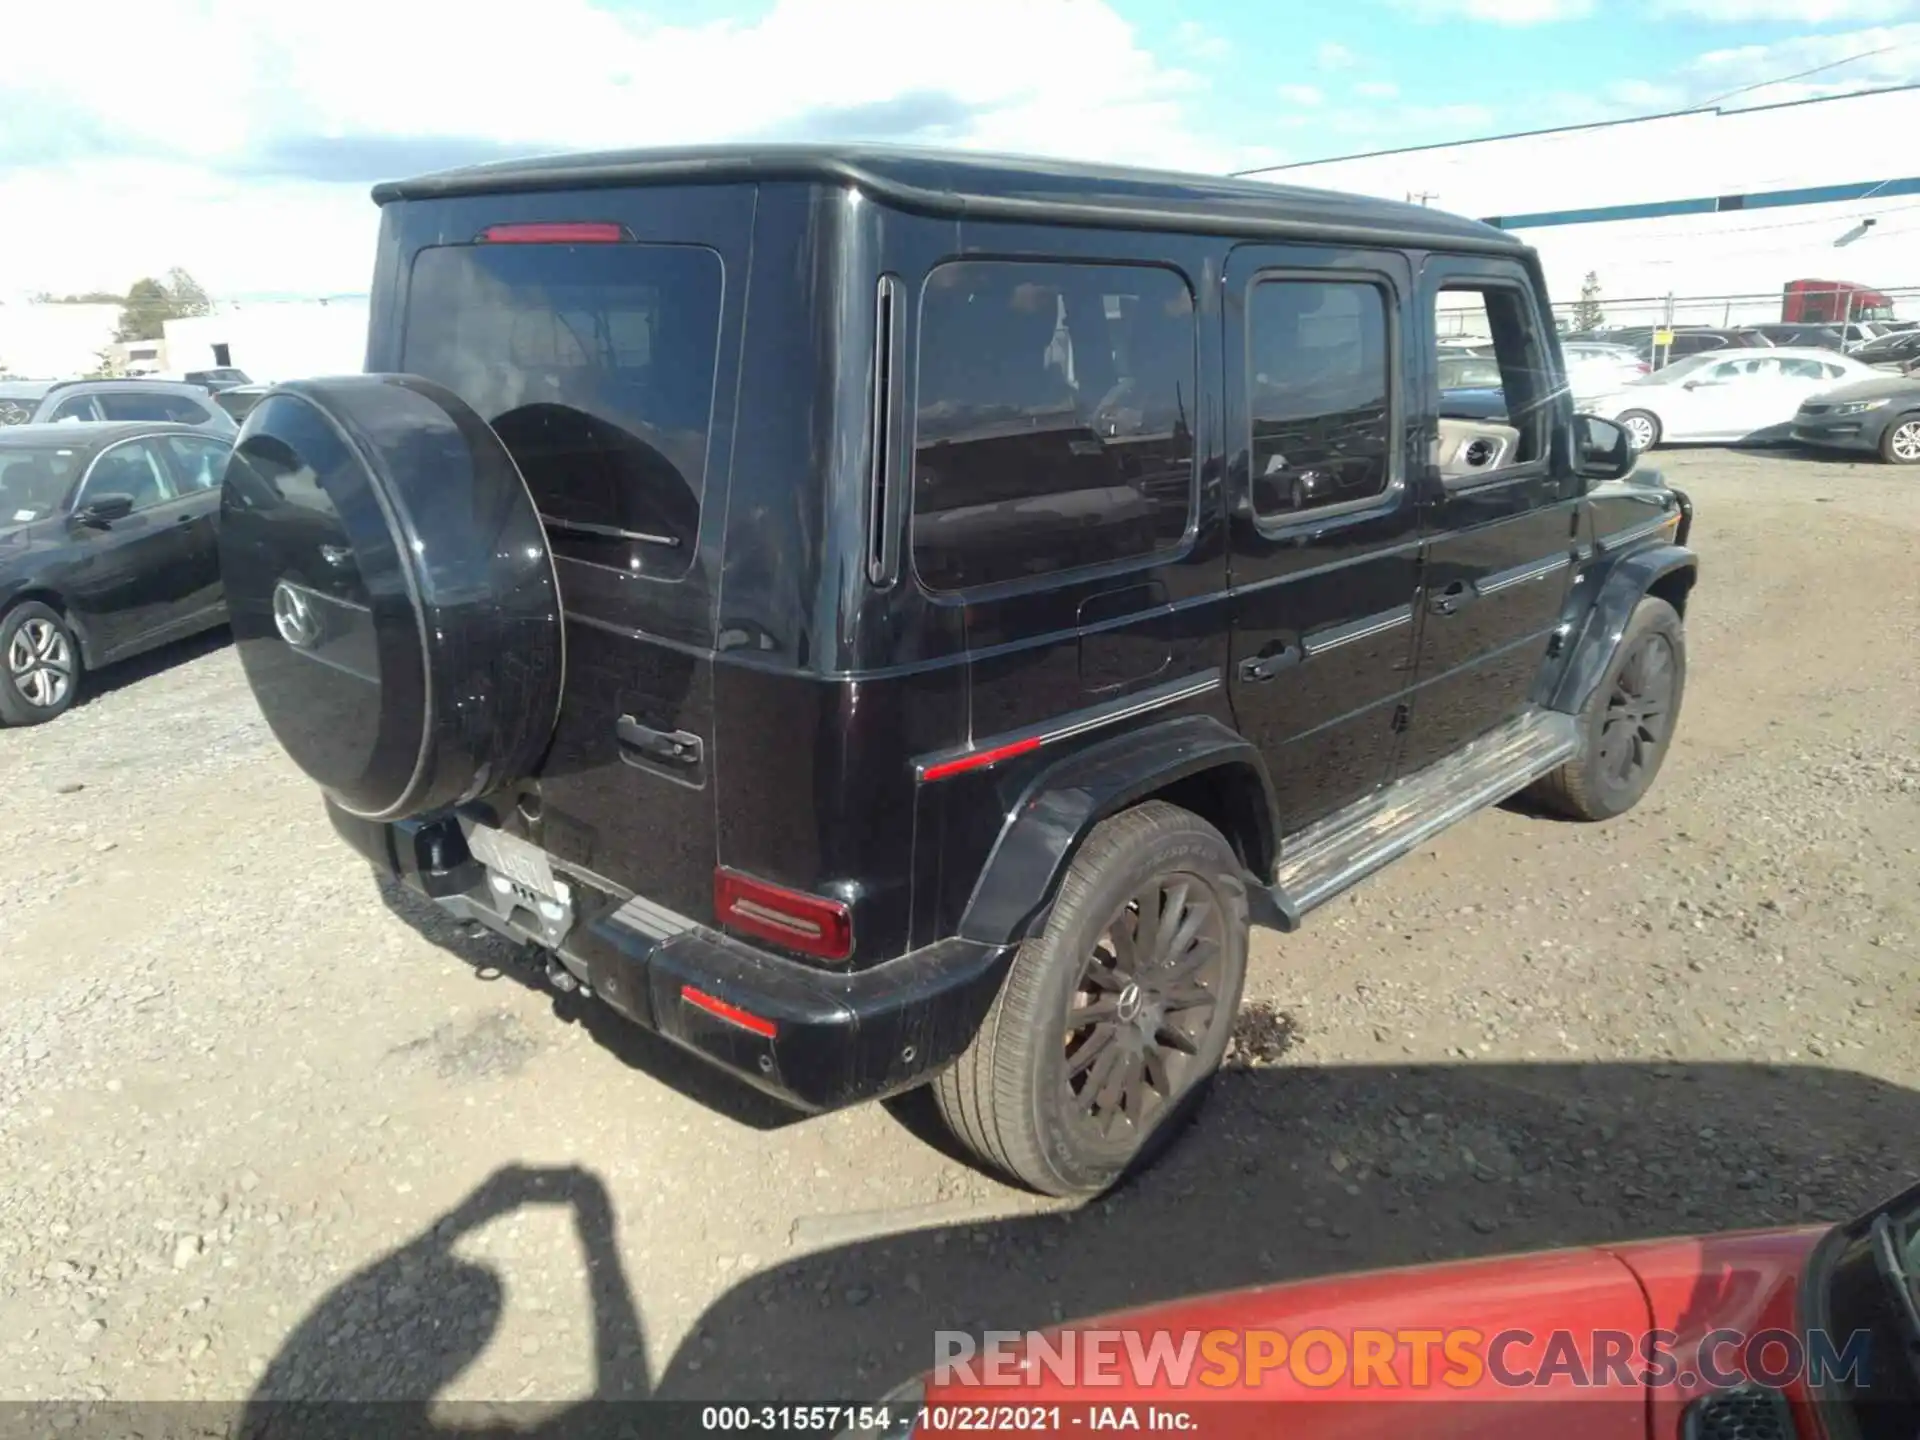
[271,580,321,650]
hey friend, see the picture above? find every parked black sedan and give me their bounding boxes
[0,423,231,724]
[1791,373,1920,465]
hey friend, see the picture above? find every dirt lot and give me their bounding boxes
[1,446,1916,1416]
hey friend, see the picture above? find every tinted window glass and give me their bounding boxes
[0,445,85,522]
[49,396,98,423]
[910,260,1195,593]
[83,441,174,511]
[98,393,212,424]
[1250,280,1392,517]
[164,435,230,490]
[404,241,724,579]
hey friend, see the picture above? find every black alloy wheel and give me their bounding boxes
[1064,875,1228,1145]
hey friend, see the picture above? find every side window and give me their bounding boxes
[80,441,175,512]
[1434,284,1550,466]
[1822,362,1849,380]
[49,396,98,424]
[910,259,1196,592]
[1705,359,1748,383]
[1248,279,1392,518]
[1778,357,1828,381]
[98,393,211,425]
[163,436,230,490]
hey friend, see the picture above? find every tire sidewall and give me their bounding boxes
[1020,813,1249,1195]
[1578,597,1686,818]
[1619,410,1660,452]
[0,601,79,727]
[1879,414,1920,465]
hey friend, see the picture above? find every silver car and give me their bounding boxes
[1584,347,1885,451]
[29,380,237,437]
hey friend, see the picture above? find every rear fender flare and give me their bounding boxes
[956,713,1277,949]
[1549,543,1697,717]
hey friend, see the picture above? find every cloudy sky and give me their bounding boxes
[2,0,1917,299]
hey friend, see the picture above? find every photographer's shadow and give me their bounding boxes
[240,1165,644,1439]
[243,1058,1920,1431]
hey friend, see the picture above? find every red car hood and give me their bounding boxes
[919,1227,1825,1440]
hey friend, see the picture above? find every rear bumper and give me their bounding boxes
[328,802,1014,1114]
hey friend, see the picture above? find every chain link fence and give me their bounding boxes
[1547,285,1920,335]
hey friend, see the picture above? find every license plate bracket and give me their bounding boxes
[463,821,561,903]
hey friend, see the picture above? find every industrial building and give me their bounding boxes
[1258,83,1920,330]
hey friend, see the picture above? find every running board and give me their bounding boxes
[1250,709,1579,931]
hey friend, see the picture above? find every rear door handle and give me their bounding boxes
[1238,643,1301,683]
[615,715,703,769]
[1428,580,1476,616]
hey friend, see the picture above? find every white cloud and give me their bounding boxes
[1278,84,1327,106]
[1603,21,1920,110]
[1355,80,1403,98]
[1315,41,1359,70]
[1652,0,1916,19]
[1392,0,1593,21]
[1174,20,1233,61]
[0,0,1255,298]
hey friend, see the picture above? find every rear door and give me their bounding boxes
[157,433,230,620]
[1223,245,1421,835]
[1397,258,1579,776]
[376,188,751,923]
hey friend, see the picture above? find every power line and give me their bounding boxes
[1231,46,1910,179]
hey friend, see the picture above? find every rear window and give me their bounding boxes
[97,392,214,425]
[0,445,84,522]
[402,241,724,580]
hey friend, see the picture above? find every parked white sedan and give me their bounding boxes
[1586,347,1886,451]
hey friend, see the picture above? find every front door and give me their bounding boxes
[1224,245,1421,838]
[64,437,205,658]
[1397,257,1580,777]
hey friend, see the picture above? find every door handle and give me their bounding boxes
[615,715,703,770]
[1428,580,1476,616]
[1238,643,1300,683]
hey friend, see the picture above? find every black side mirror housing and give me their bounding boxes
[1573,415,1635,483]
[76,493,135,528]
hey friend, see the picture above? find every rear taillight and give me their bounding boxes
[477,222,628,244]
[1635,363,1650,373]
[714,868,853,962]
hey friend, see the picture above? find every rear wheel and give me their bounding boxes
[934,801,1249,1198]
[1533,596,1686,822]
[0,601,80,726]
[1618,410,1661,453]
[1879,414,1920,465]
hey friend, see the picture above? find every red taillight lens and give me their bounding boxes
[477,222,628,244]
[1635,363,1650,373]
[713,868,853,962]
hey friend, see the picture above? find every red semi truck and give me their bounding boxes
[1783,278,1895,325]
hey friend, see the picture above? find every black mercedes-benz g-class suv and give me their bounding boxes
[219,145,1696,1198]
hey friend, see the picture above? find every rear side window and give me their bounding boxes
[1249,279,1393,518]
[98,393,213,425]
[911,259,1195,593]
[403,241,724,579]
[48,396,99,423]
[164,435,230,490]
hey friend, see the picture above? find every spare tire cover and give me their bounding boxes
[219,374,563,821]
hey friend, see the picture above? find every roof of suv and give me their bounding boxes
[43,378,217,398]
[372,143,1526,254]
[0,421,217,448]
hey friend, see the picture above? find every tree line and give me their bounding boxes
[29,268,214,341]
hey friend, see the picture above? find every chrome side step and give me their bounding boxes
[1252,709,1579,930]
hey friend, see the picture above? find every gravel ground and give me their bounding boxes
[0,446,1916,1416]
